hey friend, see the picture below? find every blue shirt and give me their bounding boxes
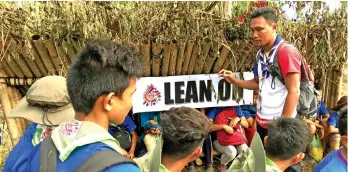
[109,116,137,134]
[328,112,339,128]
[317,100,329,116]
[4,123,37,172]
[11,141,140,172]
[313,149,347,172]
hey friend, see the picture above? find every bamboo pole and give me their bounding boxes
[62,40,77,63]
[194,37,212,74]
[19,48,42,78]
[181,40,194,75]
[161,43,171,76]
[323,70,330,105]
[0,78,38,86]
[10,53,33,78]
[7,87,23,137]
[151,42,162,77]
[3,53,25,78]
[25,45,48,76]
[31,35,56,75]
[130,40,141,53]
[13,88,28,130]
[213,41,232,73]
[168,40,178,76]
[0,82,20,145]
[175,42,186,75]
[188,43,199,75]
[0,61,16,77]
[325,70,332,108]
[141,40,151,77]
[203,41,219,74]
[329,70,337,109]
[221,54,231,71]
[55,41,71,69]
[44,39,62,73]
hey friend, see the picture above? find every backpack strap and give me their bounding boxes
[40,134,58,172]
[75,150,139,172]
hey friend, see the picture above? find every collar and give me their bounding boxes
[265,157,282,172]
[51,120,122,162]
[159,164,170,172]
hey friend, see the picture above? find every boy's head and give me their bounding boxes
[67,40,144,124]
[265,118,311,165]
[338,107,347,148]
[160,107,211,162]
[250,7,278,46]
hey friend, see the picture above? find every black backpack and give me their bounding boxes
[256,42,318,117]
[111,125,132,151]
[39,135,139,172]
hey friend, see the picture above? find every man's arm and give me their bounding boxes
[282,73,300,117]
[128,131,138,159]
[327,126,339,134]
[218,69,259,90]
[234,78,259,90]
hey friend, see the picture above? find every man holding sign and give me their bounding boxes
[219,7,314,172]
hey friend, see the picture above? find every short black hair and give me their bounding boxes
[67,40,144,113]
[160,107,211,160]
[338,107,347,136]
[251,7,278,23]
[266,117,311,160]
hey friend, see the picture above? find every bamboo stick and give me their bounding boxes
[329,71,337,109]
[325,70,332,108]
[168,40,178,76]
[10,53,33,78]
[3,53,25,78]
[0,78,38,86]
[44,39,62,73]
[161,43,171,76]
[213,41,232,73]
[31,35,56,75]
[0,60,16,77]
[151,42,162,77]
[221,54,231,71]
[334,70,343,106]
[0,82,20,145]
[55,41,71,70]
[181,40,195,75]
[141,40,151,77]
[25,45,48,76]
[62,40,77,63]
[130,40,141,53]
[203,41,219,74]
[7,87,23,137]
[188,43,199,75]
[194,37,212,74]
[13,88,28,130]
[175,43,186,75]
[19,48,42,78]
[323,70,330,104]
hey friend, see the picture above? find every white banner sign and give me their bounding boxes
[132,73,254,113]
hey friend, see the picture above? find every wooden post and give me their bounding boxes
[55,41,71,69]
[161,43,171,76]
[0,82,20,145]
[194,37,212,74]
[10,53,34,78]
[168,40,178,76]
[203,41,219,74]
[335,70,343,103]
[188,43,199,75]
[0,60,16,77]
[7,87,23,137]
[62,40,77,63]
[19,47,43,78]
[13,88,28,130]
[141,40,151,77]
[31,35,56,75]
[181,40,194,75]
[151,42,162,77]
[213,41,232,73]
[175,42,186,75]
[26,44,48,76]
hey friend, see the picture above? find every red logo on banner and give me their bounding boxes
[143,84,161,106]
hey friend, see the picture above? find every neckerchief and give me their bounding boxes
[258,34,284,80]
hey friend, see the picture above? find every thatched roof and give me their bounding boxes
[0,2,346,86]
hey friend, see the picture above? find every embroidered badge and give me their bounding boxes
[61,121,82,138]
[143,84,161,106]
